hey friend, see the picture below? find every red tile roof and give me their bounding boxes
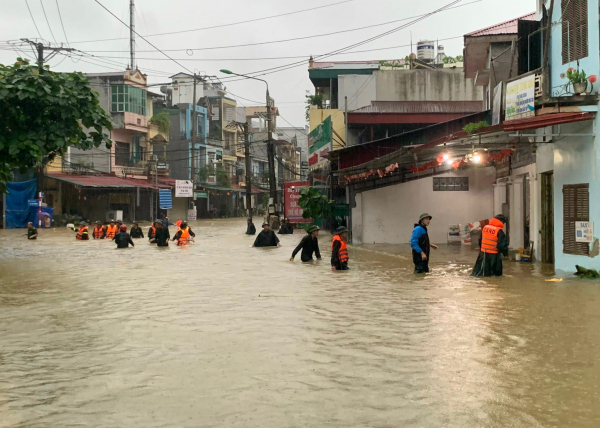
[350,101,484,114]
[503,112,595,131]
[465,13,536,37]
[47,172,172,189]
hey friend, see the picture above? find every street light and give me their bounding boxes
[220,68,278,226]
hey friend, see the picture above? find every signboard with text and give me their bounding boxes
[505,74,535,121]
[576,221,594,243]
[308,116,332,169]
[284,181,311,223]
[175,180,193,197]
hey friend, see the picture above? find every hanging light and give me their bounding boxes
[442,153,449,160]
[473,153,481,163]
[446,159,453,166]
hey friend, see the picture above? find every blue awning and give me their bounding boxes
[159,189,173,209]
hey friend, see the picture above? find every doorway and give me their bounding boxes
[541,172,554,264]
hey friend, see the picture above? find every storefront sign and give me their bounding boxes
[505,74,535,121]
[284,181,311,222]
[576,221,594,243]
[308,116,332,169]
[175,180,193,197]
[156,161,167,170]
[28,199,39,207]
[195,191,209,199]
[492,82,503,125]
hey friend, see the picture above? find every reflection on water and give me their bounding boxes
[1,219,599,427]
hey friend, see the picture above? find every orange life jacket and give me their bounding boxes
[481,218,504,254]
[332,235,349,263]
[105,224,117,238]
[148,226,156,238]
[76,226,89,240]
[177,227,190,246]
[93,226,105,238]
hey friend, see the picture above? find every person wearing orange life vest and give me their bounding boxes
[105,220,118,239]
[331,226,350,271]
[148,221,157,242]
[172,221,195,245]
[472,214,509,277]
[75,221,89,240]
[92,221,106,239]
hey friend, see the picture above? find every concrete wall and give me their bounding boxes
[170,194,190,222]
[552,120,600,272]
[338,74,376,111]
[354,167,496,244]
[374,69,483,102]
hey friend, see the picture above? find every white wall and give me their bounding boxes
[355,167,496,244]
[338,74,377,111]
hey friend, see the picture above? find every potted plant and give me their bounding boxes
[566,68,588,94]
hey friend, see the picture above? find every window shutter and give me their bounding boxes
[562,0,588,64]
[563,184,589,255]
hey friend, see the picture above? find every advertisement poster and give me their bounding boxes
[308,116,332,169]
[505,74,535,121]
[576,221,594,243]
[175,180,193,198]
[284,181,311,223]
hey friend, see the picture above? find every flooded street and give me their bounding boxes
[1,218,600,427]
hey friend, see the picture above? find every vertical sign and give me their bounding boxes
[284,181,311,223]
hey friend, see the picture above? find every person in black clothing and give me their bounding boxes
[290,225,321,262]
[130,221,144,238]
[253,223,281,247]
[26,222,38,240]
[151,220,171,247]
[114,225,134,248]
[331,226,349,271]
[246,218,256,235]
[472,215,509,277]
[278,218,294,235]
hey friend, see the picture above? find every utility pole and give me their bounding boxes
[191,74,198,182]
[266,89,278,224]
[21,39,75,68]
[243,122,253,220]
[129,0,135,70]
[345,96,349,146]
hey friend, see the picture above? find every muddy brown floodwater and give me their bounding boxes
[1,218,600,427]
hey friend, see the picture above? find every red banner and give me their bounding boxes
[284,181,311,222]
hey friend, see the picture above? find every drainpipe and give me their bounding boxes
[542,0,555,98]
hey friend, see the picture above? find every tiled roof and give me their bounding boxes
[465,13,536,36]
[47,172,172,189]
[350,101,484,114]
[312,60,381,70]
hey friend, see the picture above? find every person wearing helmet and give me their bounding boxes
[25,222,38,240]
[172,221,195,246]
[290,225,321,262]
[472,215,509,277]
[75,221,89,241]
[130,221,144,239]
[92,221,106,239]
[114,224,134,248]
[331,226,350,271]
[150,219,170,247]
[278,218,293,235]
[411,213,438,274]
[245,218,256,235]
[253,222,281,247]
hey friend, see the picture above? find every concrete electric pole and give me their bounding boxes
[243,122,253,220]
[129,0,135,70]
[191,74,198,181]
[21,39,75,68]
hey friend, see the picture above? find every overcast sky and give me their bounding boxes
[1,0,535,126]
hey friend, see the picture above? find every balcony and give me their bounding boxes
[112,112,149,132]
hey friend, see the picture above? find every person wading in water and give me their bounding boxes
[290,225,321,262]
[472,215,508,277]
[410,213,438,274]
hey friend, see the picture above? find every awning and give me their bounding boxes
[503,112,595,131]
[46,172,170,189]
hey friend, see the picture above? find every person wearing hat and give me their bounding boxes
[92,221,106,239]
[472,214,509,277]
[150,219,171,247]
[331,226,350,271]
[114,224,135,248]
[130,221,144,239]
[278,218,294,235]
[25,222,38,240]
[411,213,438,274]
[253,222,281,248]
[245,218,256,235]
[75,221,89,241]
[105,220,118,240]
[290,225,322,262]
[172,221,195,246]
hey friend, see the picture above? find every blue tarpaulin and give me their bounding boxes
[159,189,173,209]
[6,179,37,229]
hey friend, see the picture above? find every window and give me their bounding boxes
[111,85,147,115]
[115,142,130,166]
[433,177,469,191]
[563,184,589,255]
[562,0,588,64]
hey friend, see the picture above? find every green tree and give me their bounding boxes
[197,163,215,183]
[442,56,457,64]
[455,55,464,62]
[305,93,323,121]
[215,164,231,188]
[149,111,171,133]
[0,59,112,191]
[298,186,333,221]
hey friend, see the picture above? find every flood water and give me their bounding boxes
[1,218,600,427]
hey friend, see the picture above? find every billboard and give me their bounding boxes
[308,116,332,169]
[175,180,193,197]
[284,181,311,223]
[505,74,535,121]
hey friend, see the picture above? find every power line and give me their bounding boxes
[39,0,58,45]
[92,0,195,75]
[69,0,358,44]
[25,0,44,40]
[55,0,70,47]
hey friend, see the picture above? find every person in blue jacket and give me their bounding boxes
[411,213,438,274]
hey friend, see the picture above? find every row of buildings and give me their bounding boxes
[40,69,308,223]
[308,0,600,274]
